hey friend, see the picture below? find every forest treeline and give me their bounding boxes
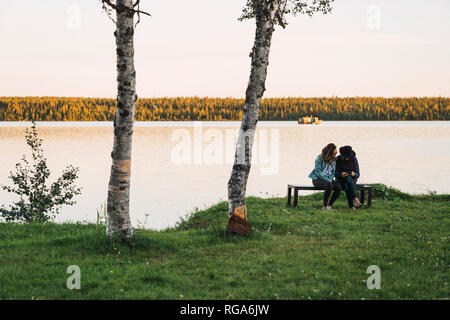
[0,96,448,121]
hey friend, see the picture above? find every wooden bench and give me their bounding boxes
[287,184,372,208]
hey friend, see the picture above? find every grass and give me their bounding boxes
[0,185,448,300]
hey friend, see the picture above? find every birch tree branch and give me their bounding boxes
[101,0,151,26]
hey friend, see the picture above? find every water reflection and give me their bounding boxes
[0,121,449,229]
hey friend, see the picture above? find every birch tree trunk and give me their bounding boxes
[106,0,136,238]
[226,7,275,235]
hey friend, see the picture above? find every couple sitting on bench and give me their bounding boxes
[309,143,363,211]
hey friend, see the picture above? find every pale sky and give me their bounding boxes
[0,0,449,98]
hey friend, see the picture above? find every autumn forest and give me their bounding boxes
[0,96,448,121]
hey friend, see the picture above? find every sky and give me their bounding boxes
[0,0,449,98]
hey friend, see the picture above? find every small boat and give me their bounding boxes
[298,115,323,125]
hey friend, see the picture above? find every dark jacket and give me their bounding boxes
[335,152,360,180]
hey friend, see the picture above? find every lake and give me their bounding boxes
[1,121,449,229]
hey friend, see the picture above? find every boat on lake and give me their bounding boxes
[298,115,323,125]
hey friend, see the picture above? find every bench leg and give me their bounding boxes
[360,189,365,205]
[368,189,372,207]
[287,186,292,206]
[293,188,299,208]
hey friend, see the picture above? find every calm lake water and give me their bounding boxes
[1,121,449,229]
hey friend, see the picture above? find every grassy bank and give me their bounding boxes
[0,187,448,300]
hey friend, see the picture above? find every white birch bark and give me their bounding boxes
[106,0,136,238]
[227,4,276,227]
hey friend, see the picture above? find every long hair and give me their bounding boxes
[322,143,336,164]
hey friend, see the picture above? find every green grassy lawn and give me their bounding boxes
[0,186,448,300]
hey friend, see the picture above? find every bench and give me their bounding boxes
[287,184,372,208]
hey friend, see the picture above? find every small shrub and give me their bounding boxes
[0,122,82,223]
[369,184,412,200]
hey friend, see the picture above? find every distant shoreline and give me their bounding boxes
[1,120,449,129]
[1,97,448,121]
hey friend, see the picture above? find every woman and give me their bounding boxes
[336,145,362,210]
[308,143,342,210]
